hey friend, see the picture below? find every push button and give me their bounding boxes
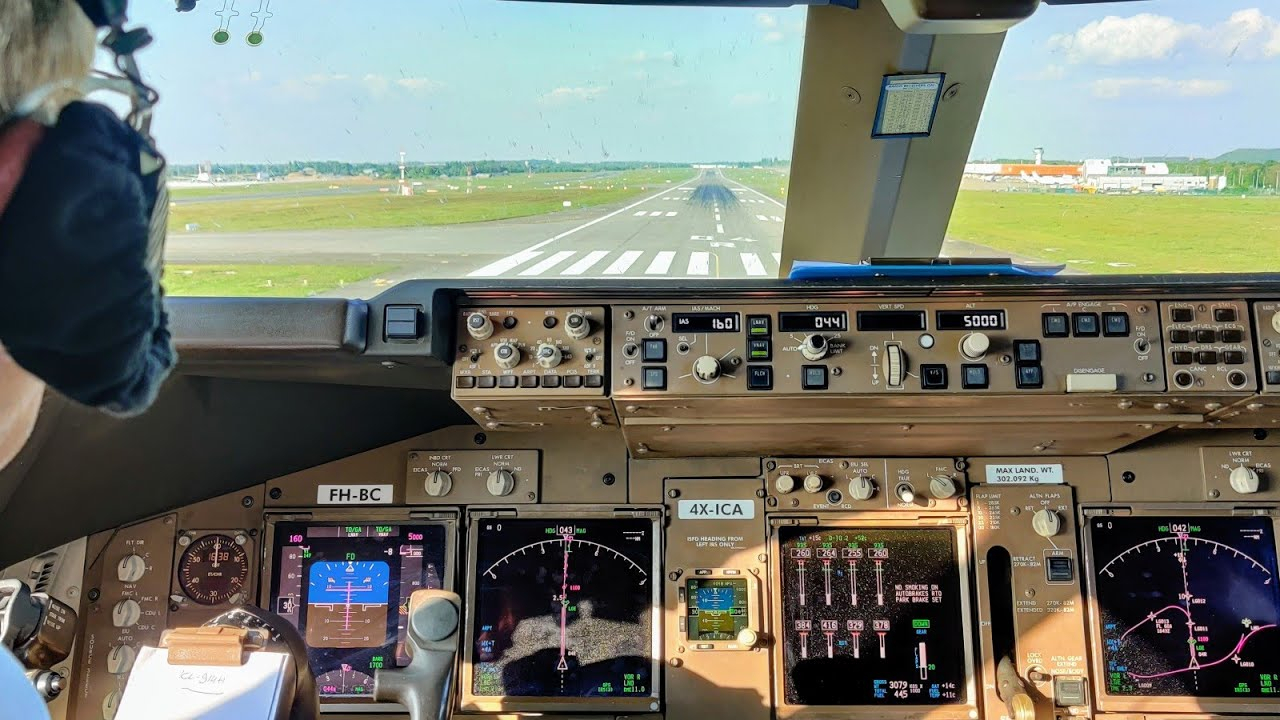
[583,375,604,388]
[1196,351,1219,365]
[1169,329,1191,343]
[1042,313,1069,338]
[498,375,518,388]
[1171,350,1193,365]
[748,339,772,361]
[642,367,667,390]
[541,375,562,388]
[747,315,771,336]
[1268,371,1280,385]
[802,365,828,390]
[747,366,773,391]
[1221,328,1244,343]
[642,339,667,362]
[1195,329,1217,344]
[477,376,497,389]
[1017,365,1043,389]
[384,305,422,340]
[1046,556,1074,582]
[563,375,583,388]
[920,364,948,389]
[520,376,540,388]
[962,364,989,389]
[1214,308,1237,322]
[1223,350,1246,365]
[456,376,476,389]
[1171,307,1194,323]
[1072,313,1099,337]
[1102,312,1130,337]
[1014,340,1041,364]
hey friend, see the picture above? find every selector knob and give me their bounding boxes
[106,644,136,675]
[736,628,760,647]
[112,599,141,628]
[883,345,905,387]
[535,343,563,369]
[645,314,664,333]
[1230,465,1261,495]
[1032,509,1064,538]
[693,355,721,384]
[424,471,453,497]
[116,554,146,583]
[487,469,516,497]
[466,312,494,341]
[849,476,878,501]
[1272,311,1280,334]
[493,342,521,370]
[803,473,826,494]
[929,475,959,499]
[800,334,829,362]
[775,474,797,494]
[961,332,991,360]
[565,312,591,340]
[895,483,916,504]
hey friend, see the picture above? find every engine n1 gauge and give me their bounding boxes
[679,569,762,651]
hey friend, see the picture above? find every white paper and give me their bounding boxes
[115,646,288,720]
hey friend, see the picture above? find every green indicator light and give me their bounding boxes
[912,619,930,629]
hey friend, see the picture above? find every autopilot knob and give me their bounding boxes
[493,342,521,370]
[1032,509,1063,538]
[424,471,453,497]
[929,475,959,499]
[693,355,721,384]
[466,312,493,341]
[882,345,905,387]
[535,343,563,369]
[486,469,516,497]
[803,473,826,494]
[564,312,591,339]
[800,334,829,361]
[848,476,877,501]
[961,332,991,360]
[775,474,797,494]
[111,599,140,628]
[1230,465,1261,494]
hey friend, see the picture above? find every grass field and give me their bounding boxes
[165,264,392,297]
[168,168,694,233]
[723,168,790,202]
[947,190,1280,273]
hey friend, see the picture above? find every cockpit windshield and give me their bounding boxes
[121,0,1278,298]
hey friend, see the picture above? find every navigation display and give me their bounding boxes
[777,526,966,706]
[269,523,448,701]
[686,578,749,641]
[470,517,657,699]
[1089,516,1280,698]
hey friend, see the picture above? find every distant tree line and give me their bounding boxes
[168,157,791,179]
[1166,160,1280,192]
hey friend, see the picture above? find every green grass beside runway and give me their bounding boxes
[722,168,790,202]
[164,264,393,297]
[947,191,1280,274]
[168,168,695,232]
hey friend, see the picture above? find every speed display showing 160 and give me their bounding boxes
[470,518,657,699]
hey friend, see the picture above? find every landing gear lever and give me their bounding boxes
[375,589,462,720]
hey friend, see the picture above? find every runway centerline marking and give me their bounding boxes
[603,250,643,275]
[716,223,725,234]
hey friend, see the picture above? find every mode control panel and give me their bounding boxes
[766,457,965,512]
[454,306,607,395]
[613,301,1163,395]
[1161,300,1255,391]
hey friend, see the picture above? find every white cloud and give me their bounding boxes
[763,31,785,44]
[1048,13,1199,64]
[395,77,441,92]
[1050,8,1280,64]
[363,73,391,97]
[540,86,606,104]
[756,12,778,29]
[1090,76,1231,99]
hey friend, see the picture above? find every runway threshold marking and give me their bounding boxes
[467,249,544,277]
[519,250,576,276]
[561,250,611,275]
[741,252,767,276]
[645,251,677,275]
[603,250,644,275]
[687,252,710,276]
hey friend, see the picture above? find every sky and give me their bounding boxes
[115,0,1280,164]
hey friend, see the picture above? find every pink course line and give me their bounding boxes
[1127,624,1277,680]
[1119,605,1192,645]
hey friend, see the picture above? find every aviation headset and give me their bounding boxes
[0,0,175,416]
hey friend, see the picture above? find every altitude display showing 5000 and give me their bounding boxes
[470,518,657,699]
[777,526,967,706]
[1090,516,1280,698]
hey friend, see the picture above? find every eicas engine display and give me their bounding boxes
[777,526,967,705]
[469,517,658,699]
[268,523,448,700]
[1088,515,1280,698]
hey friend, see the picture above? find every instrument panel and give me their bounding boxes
[47,286,1280,720]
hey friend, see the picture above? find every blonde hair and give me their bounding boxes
[0,0,96,122]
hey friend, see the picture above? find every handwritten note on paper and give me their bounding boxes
[116,646,289,719]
